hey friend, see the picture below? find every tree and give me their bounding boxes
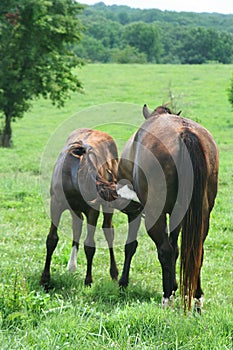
[112,45,147,64]
[213,31,233,64]
[75,35,111,62]
[123,22,162,63]
[0,0,84,147]
[228,73,233,108]
[177,27,214,64]
[176,27,233,64]
[86,18,123,49]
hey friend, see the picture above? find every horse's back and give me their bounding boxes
[137,113,218,174]
[120,113,218,213]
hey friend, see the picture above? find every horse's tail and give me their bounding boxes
[179,129,207,311]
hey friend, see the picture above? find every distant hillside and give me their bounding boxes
[75,2,233,64]
[86,2,233,32]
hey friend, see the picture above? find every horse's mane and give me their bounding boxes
[143,104,182,119]
[151,105,172,115]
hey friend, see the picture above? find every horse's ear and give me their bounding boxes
[143,104,151,119]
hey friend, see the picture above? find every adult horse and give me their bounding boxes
[114,105,219,311]
[41,128,119,289]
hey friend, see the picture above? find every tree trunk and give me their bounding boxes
[1,113,12,147]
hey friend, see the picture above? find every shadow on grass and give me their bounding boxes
[27,269,162,310]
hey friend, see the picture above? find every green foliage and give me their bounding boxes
[77,3,233,65]
[123,22,162,62]
[87,3,233,33]
[75,35,111,63]
[0,273,51,328]
[76,17,123,63]
[177,27,233,64]
[0,0,84,146]
[87,17,123,49]
[228,72,233,108]
[0,64,233,348]
[112,45,147,64]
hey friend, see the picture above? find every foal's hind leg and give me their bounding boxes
[102,210,118,281]
[84,209,99,286]
[67,211,83,273]
[41,199,63,289]
[41,223,59,289]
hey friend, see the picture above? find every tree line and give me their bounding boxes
[75,2,233,64]
[1,0,233,147]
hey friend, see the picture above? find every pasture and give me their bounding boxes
[0,64,233,349]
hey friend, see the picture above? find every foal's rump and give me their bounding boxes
[50,128,118,215]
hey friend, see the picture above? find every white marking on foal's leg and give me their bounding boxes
[67,246,78,272]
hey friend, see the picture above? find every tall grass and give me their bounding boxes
[0,64,233,349]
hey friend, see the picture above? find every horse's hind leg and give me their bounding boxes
[102,210,118,280]
[194,176,218,313]
[41,199,63,289]
[193,241,206,314]
[84,209,99,286]
[146,213,175,306]
[67,211,83,273]
[119,213,141,288]
[168,219,181,293]
[194,207,210,313]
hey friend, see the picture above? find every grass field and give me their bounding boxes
[0,64,233,349]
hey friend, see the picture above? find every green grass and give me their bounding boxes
[0,64,233,349]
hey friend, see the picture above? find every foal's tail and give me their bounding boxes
[179,129,207,310]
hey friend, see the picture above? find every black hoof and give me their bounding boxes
[40,272,50,292]
[118,277,128,289]
[84,276,93,287]
[110,267,119,281]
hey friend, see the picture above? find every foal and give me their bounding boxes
[41,128,119,289]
